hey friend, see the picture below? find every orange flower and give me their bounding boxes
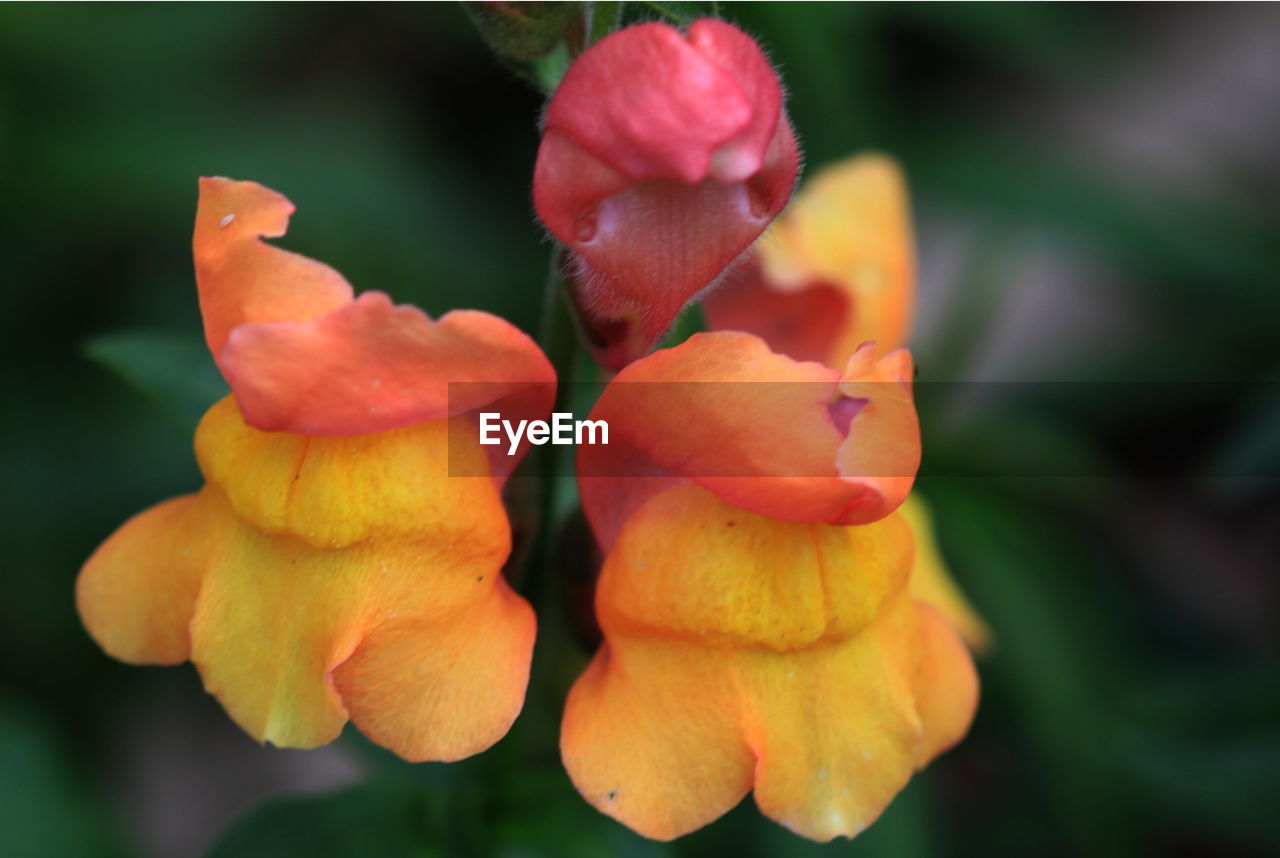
[566,333,978,840]
[705,153,990,652]
[77,178,555,760]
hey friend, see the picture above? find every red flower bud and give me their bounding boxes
[534,18,799,369]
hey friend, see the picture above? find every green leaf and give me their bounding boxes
[0,696,122,858]
[926,484,1139,856]
[83,328,226,426]
[206,781,438,858]
[494,770,672,858]
[1108,668,1280,849]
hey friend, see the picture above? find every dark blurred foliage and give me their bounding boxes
[1,3,1277,857]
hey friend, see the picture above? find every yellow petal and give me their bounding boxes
[746,592,922,841]
[77,494,217,665]
[188,485,365,747]
[901,493,993,652]
[195,395,498,549]
[562,639,753,841]
[333,573,535,762]
[188,396,522,751]
[597,480,911,649]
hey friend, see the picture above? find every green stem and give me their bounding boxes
[588,1,622,45]
[538,251,580,392]
[499,247,585,765]
[534,249,582,561]
[639,0,684,25]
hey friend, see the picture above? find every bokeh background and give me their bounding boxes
[2,2,1278,857]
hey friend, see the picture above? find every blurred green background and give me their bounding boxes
[1,2,1277,857]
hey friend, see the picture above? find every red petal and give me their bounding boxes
[708,154,917,368]
[544,115,799,370]
[222,294,555,447]
[703,253,850,364]
[545,22,759,183]
[688,19,783,182]
[534,20,799,369]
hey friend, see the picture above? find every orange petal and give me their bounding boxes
[222,297,555,440]
[901,494,993,651]
[912,603,980,764]
[333,573,535,762]
[833,344,921,528]
[578,332,920,549]
[335,573,535,768]
[195,178,555,440]
[76,494,214,665]
[194,177,353,361]
[561,640,753,840]
[564,483,956,840]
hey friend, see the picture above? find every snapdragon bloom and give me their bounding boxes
[77,178,555,760]
[566,333,978,840]
[534,18,799,369]
[706,153,991,650]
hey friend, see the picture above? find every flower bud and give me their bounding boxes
[534,18,799,369]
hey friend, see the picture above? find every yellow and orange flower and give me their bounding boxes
[77,178,555,760]
[705,152,991,652]
[567,333,978,841]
